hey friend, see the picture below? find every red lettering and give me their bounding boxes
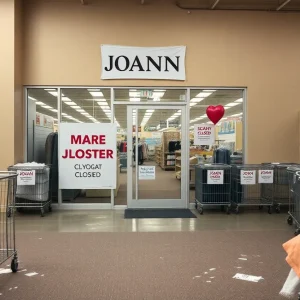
[92,135,98,144]
[86,149,92,159]
[99,149,106,158]
[71,135,81,144]
[82,135,91,144]
[99,135,106,144]
[107,149,113,158]
[77,150,85,159]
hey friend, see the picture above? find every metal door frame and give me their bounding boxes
[127,105,188,209]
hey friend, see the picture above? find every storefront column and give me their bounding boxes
[0,0,23,169]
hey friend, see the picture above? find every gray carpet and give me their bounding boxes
[0,230,292,299]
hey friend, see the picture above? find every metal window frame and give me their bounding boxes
[24,86,247,210]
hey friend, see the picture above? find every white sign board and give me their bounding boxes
[241,170,256,185]
[194,124,215,146]
[59,123,117,189]
[258,170,274,184]
[17,170,36,186]
[207,170,224,184]
[101,45,186,80]
[139,166,155,180]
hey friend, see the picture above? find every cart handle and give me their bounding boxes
[0,171,18,180]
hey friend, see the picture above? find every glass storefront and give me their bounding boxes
[25,87,245,209]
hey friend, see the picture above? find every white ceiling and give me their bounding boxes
[28,88,243,129]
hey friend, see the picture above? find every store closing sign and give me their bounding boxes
[194,124,215,146]
[59,123,117,189]
[139,166,155,180]
[101,45,186,80]
[241,170,256,185]
[207,170,224,184]
[259,170,274,184]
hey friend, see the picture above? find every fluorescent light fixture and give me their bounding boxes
[72,106,81,109]
[35,101,46,106]
[44,88,56,91]
[195,92,212,98]
[89,91,103,97]
[103,109,111,112]
[97,102,109,106]
[174,112,181,116]
[203,89,216,92]
[130,98,140,102]
[81,112,89,116]
[87,88,101,92]
[190,103,197,107]
[102,106,110,110]
[224,107,230,110]
[154,89,166,92]
[190,97,204,103]
[76,109,85,112]
[28,96,36,101]
[48,91,58,97]
[41,105,52,109]
[96,99,107,103]
[62,113,67,116]
[146,110,154,113]
[235,98,243,103]
[225,103,239,107]
[66,102,77,106]
[62,97,71,102]
[50,109,58,112]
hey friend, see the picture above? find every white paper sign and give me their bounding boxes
[259,170,274,184]
[233,273,264,283]
[17,170,35,186]
[101,45,186,80]
[139,166,155,180]
[241,170,256,185]
[207,170,224,184]
[194,124,215,146]
[59,123,117,189]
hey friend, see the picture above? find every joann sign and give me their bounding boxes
[101,45,186,80]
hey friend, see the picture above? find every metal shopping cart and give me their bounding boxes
[0,172,18,272]
[262,163,300,213]
[195,164,232,215]
[231,164,274,214]
[8,164,51,217]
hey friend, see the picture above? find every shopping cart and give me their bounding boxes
[195,164,232,214]
[8,164,51,217]
[231,164,274,214]
[262,163,300,213]
[287,171,300,235]
[0,172,18,272]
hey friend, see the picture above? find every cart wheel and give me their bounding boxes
[295,229,300,236]
[275,206,281,214]
[287,216,293,225]
[11,258,18,273]
[258,205,263,210]
[226,207,231,215]
[268,206,272,214]
[235,207,239,214]
[41,208,45,217]
[198,207,203,215]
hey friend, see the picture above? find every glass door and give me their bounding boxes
[127,106,187,208]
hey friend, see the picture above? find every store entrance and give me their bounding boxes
[126,106,187,209]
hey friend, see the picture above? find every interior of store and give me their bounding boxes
[26,88,244,206]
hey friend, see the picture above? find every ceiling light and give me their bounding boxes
[41,105,52,109]
[72,106,81,109]
[48,91,58,97]
[81,112,89,115]
[225,103,239,107]
[44,88,56,91]
[190,103,197,107]
[66,102,77,106]
[174,112,181,116]
[97,102,109,107]
[190,97,204,103]
[203,89,216,92]
[62,97,71,102]
[224,107,230,110]
[146,110,154,113]
[50,109,58,112]
[28,96,36,101]
[235,98,243,103]
[89,91,103,97]
[195,92,212,98]
[62,113,67,116]
[76,109,85,112]
[87,88,101,92]
[36,101,46,106]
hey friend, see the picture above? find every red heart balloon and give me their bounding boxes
[206,105,225,125]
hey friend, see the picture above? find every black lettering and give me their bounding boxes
[104,55,114,71]
[146,56,162,71]
[115,56,130,71]
[129,56,144,71]
[165,56,180,72]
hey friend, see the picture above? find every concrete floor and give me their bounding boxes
[15,209,293,233]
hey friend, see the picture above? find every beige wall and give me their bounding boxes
[22,0,300,163]
[0,0,22,169]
